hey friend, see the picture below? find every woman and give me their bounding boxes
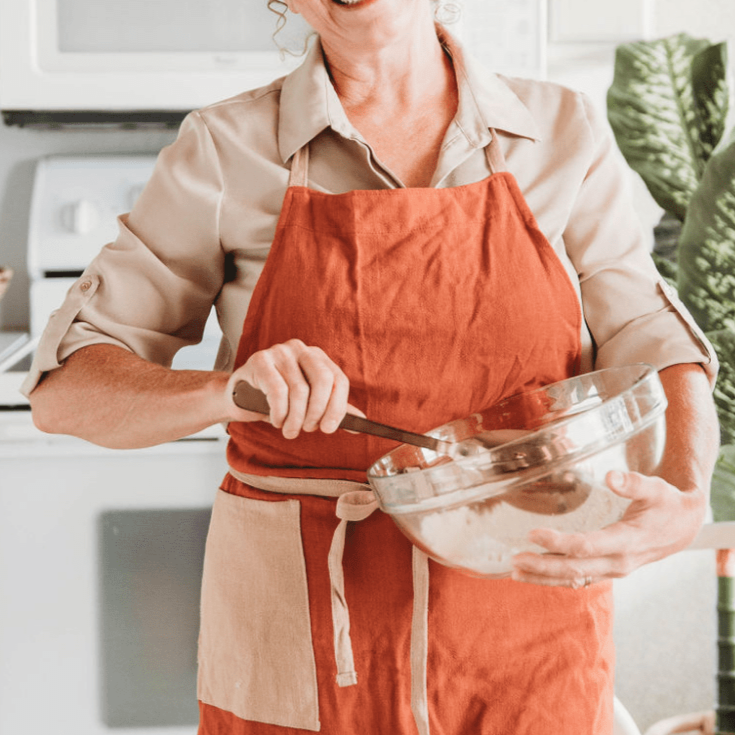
[25,0,719,733]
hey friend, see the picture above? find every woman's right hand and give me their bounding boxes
[226,338,358,439]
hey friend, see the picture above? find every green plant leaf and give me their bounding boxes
[651,251,678,285]
[711,444,735,522]
[691,41,730,158]
[607,33,725,220]
[652,211,682,284]
[677,137,735,334]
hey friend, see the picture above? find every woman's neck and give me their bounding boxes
[322,22,450,118]
[322,26,459,188]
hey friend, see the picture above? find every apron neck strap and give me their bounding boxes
[288,144,310,188]
[485,129,507,174]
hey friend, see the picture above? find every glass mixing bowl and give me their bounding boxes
[366,364,667,578]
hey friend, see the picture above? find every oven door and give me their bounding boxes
[0,413,228,734]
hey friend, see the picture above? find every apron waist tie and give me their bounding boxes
[329,490,379,686]
[227,468,431,735]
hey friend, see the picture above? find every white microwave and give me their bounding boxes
[0,0,547,127]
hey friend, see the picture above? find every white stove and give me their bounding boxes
[25,154,159,334]
[0,155,230,735]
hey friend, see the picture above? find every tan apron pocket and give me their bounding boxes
[198,489,320,731]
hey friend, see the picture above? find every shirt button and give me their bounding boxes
[80,280,92,292]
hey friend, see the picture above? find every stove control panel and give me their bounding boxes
[27,155,157,278]
[24,154,223,372]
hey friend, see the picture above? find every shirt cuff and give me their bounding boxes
[594,279,719,389]
[20,274,130,397]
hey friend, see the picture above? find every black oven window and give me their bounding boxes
[99,508,211,728]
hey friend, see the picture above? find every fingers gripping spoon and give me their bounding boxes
[231,380,475,457]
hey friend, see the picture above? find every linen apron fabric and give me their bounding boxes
[197,137,615,734]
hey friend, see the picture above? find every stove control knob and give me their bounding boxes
[61,199,100,235]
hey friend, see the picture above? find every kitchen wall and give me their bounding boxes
[655,0,735,37]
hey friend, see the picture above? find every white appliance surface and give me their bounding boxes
[13,153,224,362]
[0,362,229,735]
[0,332,30,368]
[0,370,30,411]
[0,153,234,735]
[28,155,157,277]
[0,421,228,735]
[0,0,306,113]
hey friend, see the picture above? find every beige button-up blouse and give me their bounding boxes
[22,32,716,397]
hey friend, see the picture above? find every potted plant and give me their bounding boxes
[607,32,735,733]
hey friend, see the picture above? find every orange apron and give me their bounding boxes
[197,137,615,734]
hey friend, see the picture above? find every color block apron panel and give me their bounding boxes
[198,138,615,734]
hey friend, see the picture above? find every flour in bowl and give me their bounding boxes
[416,478,629,577]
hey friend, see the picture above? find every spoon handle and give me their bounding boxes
[232,380,442,451]
[338,413,442,451]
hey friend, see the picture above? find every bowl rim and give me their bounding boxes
[366,363,668,513]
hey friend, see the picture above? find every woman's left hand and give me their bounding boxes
[510,469,708,588]
[510,363,719,588]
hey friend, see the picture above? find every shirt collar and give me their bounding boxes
[278,38,354,163]
[440,29,541,145]
[277,29,541,164]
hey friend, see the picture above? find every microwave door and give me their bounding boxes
[55,0,277,55]
[0,0,310,119]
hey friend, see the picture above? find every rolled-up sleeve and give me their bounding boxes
[564,94,718,386]
[22,111,225,396]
